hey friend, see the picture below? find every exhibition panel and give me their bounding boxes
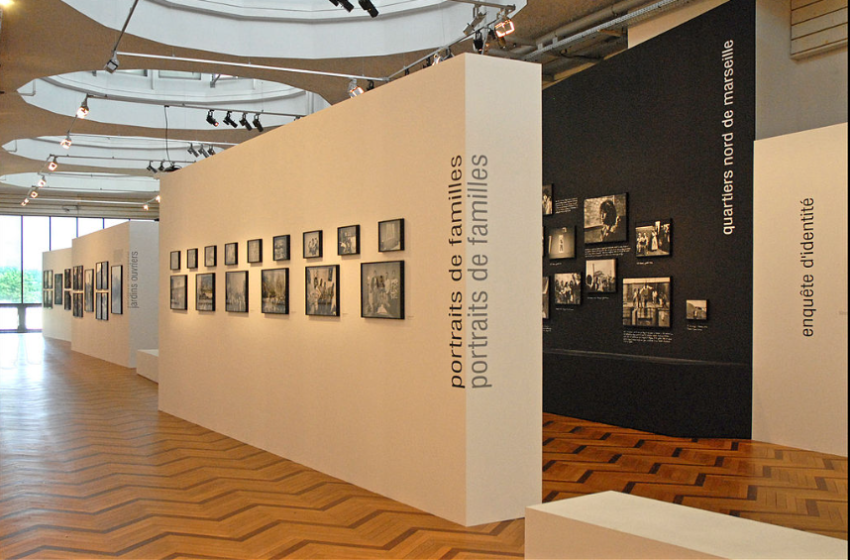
[753,123,848,457]
[541,0,756,437]
[158,54,542,526]
[41,248,73,341]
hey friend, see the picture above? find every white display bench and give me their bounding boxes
[525,491,848,560]
[136,349,159,382]
[158,54,542,526]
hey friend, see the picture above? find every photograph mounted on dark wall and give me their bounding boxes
[361,261,404,319]
[686,299,709,321]
[553,272,582,306]
[542,276,550,319]
[585,259,617,293]
[542,184,554,216]
[584,193,627,244]
[547,226,575,260]
[636,219,672,257]
[623,277,672,328]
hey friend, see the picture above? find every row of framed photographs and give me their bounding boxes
[543,274,709,327]
[545,219,672,261]
[170,219,406,271]
[171,260,404,319]
[42,266,123,318]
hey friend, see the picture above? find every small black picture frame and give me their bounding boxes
[95,263,102,290]
[553,272,582,306]
[305,265,339,316]
[261,268,289,314]
[111,265,123,315]
[378,219,404,252]
[170,275,188,310]
[361,260,404,319]
[225,270,249,312]
[187,248,199,269]
[247,239,263,263]
[224,242,238,266]
[586,259,618,294]
[686,299,709,321]
[338,225,360,256]
[204,245,217,267]
[84,269,94,312]
[636,219,672,258]
[64,269,71,289]
[196,273,216,312]
[273,235,290,261]
[303,230,323,259]
[54,274,63,305]
[170,251,181,271]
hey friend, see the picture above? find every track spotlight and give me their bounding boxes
[146,161,157,173]
[358,0,378,17]
[159,161,166,172]
[164,162,181,172]
[434,52,443,65]
[208,146,216,156]
[48,156,58,171]
[21,199,29,206]
[367,80,375,91]
[348,78,364,97]
[155,195,161,203]
[252,114,264,132]
[337,0,354,11]
[464,5,486,35]
[29,189,39,198]
[38,176,47,187]
[473,31,485,54]
[239,112,253,131]
[199,146,210,158]
[206,110,219,127]
[143,204,149,211]
[60,134,72,149]
[222,111,238,128]
[187,144,199,157]
[76,97,90,119]
[494,17,515,38]
[105,53,120,73]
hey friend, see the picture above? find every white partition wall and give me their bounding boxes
[753,123,848,456]
[42,248,73,341]
[71,221,160,368]
[158,54,542,526]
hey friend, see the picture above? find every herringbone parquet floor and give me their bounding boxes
[0,334,846,559]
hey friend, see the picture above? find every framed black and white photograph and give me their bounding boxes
[378,219,404,252]
[84,269,94,312]
[100,291,108,320]
[73,292,83,318]
[170,275,188,311]
[111,265,123,315]
[686,299,708,321]
[623,277,672,328]
[196,273,216,312]
[187,248,199,269]
[584,193,628,244]
[204,245,217,267]
[247,239,263,264]
[261,268,289,314]
[170,250,181,271]
[74,265,83,291]
[305,265,339,317]
[64,292,72,311]
[64,269,71,289]
[542,183,554,216]
[303,230,322,259]
[225,270,249,313]
[636,219,672,258]
[547,226,575,260]
[95,293,101,320]
[43,269,53,290]
[273,235,290,261]
[43,290,52,309]
[361,261,404,319]
[542,276,550,320]
[554,272,582,306]
[224,242,238,266]
[54,275,63,305]
[95,263,102,290]
[338,225,360,256]
[585,259,617,293]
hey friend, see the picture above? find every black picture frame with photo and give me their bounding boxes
[187,248,199,269]
[542,183,554,216]
[64,269,71,289]
[204,245,217,267]
[170,251,181,271]
[261,268,289,314]
[273,235,290,261]
[623,277,672,328]
[54,275,63,305]
[585,259,618,293]
[43,290,53,309]
[686,299,708,321]
[64,292,72,311]
[542,276,550,320]
[553,272,582,306]
[73,265,83,291]
[546,226,576,260]
[360,261,404,319]
[303,230,322,259]
[43,269,53,290]
[170,275,188,311]
[635,219,672,258]
[111,265,123,315]
[338,225,360,256]
[72,292,83,318]
[584,193,628,244]
[225,270,249,312]
[305,265,339,317]
[95,292,102,320]
[196,273,216,312]
[95,263,102,290]
[224,242,238,266]
[84,269,94,312]
[378,218,404,252]
[99,291,109,320]
[247,239,263,264]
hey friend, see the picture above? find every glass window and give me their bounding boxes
[78,217,104,236]
[50,216,77,250]
[0,308,19,330]
[0,215,22,304]
[105,218,128,228]
[22,216,50,303]
[25,307,43,330]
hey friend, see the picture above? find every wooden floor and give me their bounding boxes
[0,335,846,559]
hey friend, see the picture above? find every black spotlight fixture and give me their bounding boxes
[239,112,253,131]
[187,144,199,157]
[222,111,238,128]
[338,0,354,11]
[366,80,375,91]
[199,146,210,158]
[473,31,484,54]
[359,0,378,17]
[208,146,217,156]
[146,161,157,173]
[252,113,264,132]
[164,162,181,172]
[206,110,219,127]
[158,161,166,172]
[104,53,120,73]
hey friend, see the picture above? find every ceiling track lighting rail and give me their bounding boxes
[48,154,196,165]
[84,93,305,120]
[104,0,141,73]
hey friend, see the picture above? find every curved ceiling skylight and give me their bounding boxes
[3,136,225,174]
[19,70,328,130]
[1,172,159,195]
[62,0,526,59]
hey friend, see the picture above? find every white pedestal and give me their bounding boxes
[525,491,848,560]
[136,349,159,383]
